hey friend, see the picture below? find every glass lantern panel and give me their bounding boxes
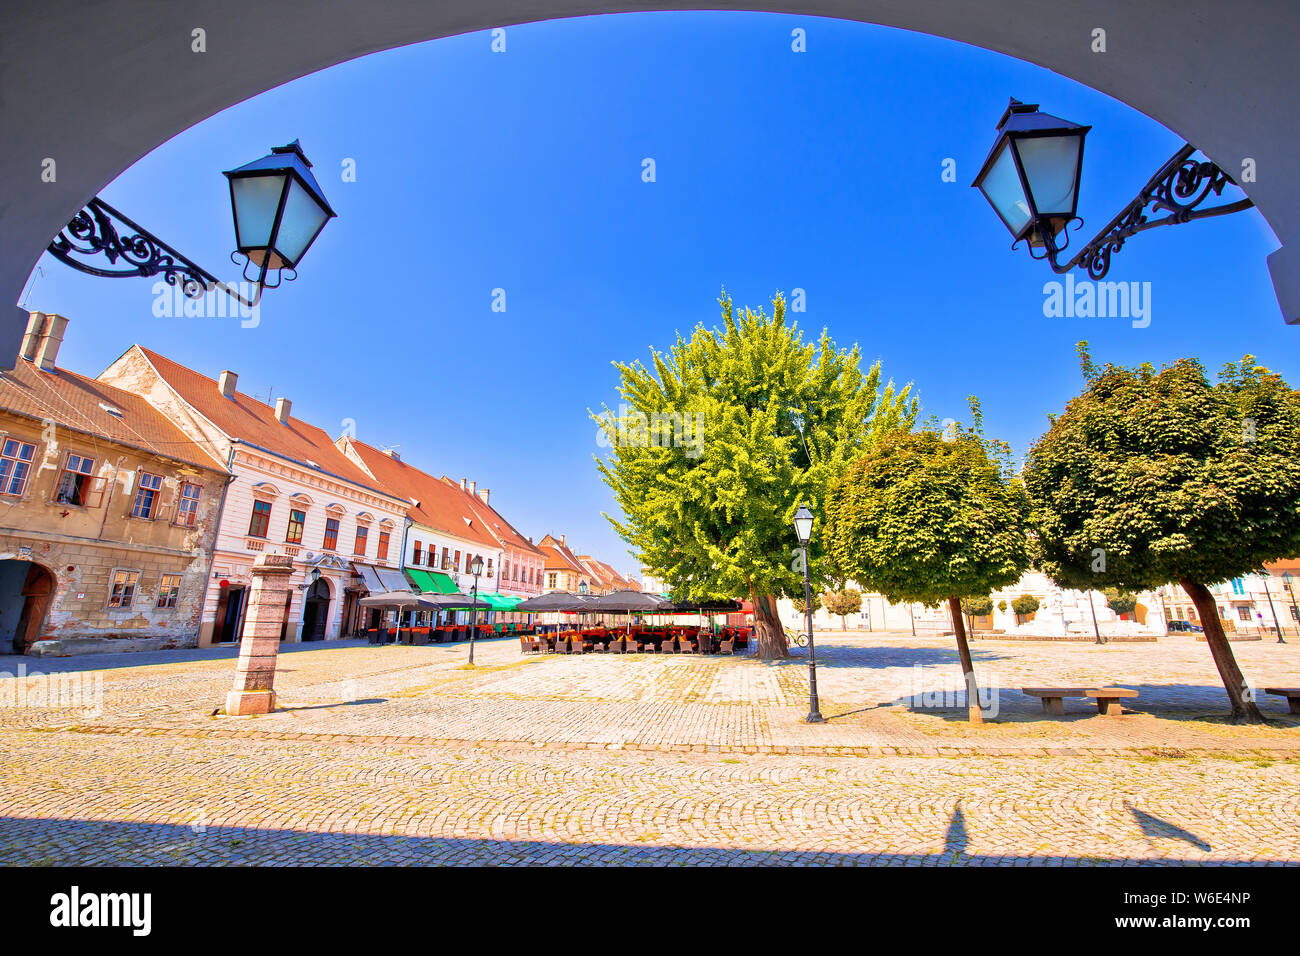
[272,176,331,267]
[1016,134,1082,217]
[978,141,1032,237]
[230,174,288,251]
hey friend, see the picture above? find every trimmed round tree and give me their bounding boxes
[1103,588,1138,618]
[1011,594,1040,621]
[825,408,1031,723]
[1023,346,1300,722]
[822,587,863,629]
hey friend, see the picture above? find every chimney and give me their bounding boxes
[477,487,490,505]
[34,313,68,371]
[20,312,45,362]
[467,480,476,496]
[384,448,400,461]
[459,478,467,490]
[218,370,238,399]
[275,396,292,424]
[559,534,566,547]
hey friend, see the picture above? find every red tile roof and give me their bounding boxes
[539,536,588,575]
[133,347,393,496]
[446,480,543,557]
[343,439,500,549]
[0,358,227,472]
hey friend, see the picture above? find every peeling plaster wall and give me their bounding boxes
[0,408,224,652]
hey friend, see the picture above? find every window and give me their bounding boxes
[376,531,390,561]
[442,547,450,570]
[353,526,368,556]
[248,500,272,538]
[503,560,510,581]
[487,558,493,577]
[1231,578,1245,596]
[413,540,423,565]
[156,573,181,609]
[108,569,140,607]
[55,453,100,506]
[323,517,340,551]
[132,471,163,518]
[547,572,558,589]
[285,508,305,544]
[175,482,201,526]
[0,438,36,497]
[1237,605,1253,622]
[453,550,461,571]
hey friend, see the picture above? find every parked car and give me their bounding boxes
[1167,620,1204,632]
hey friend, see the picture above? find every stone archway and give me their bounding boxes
[2,0,1299,360]
[0,559,56,654]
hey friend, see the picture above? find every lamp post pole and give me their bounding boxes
[1283,574,1299,641]
[1260,573,1285,644]
[793,504,823,724]
[468,556,484,665]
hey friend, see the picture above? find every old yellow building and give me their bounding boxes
[0,314,227,656]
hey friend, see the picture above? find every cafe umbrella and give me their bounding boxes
[587,590,676,632]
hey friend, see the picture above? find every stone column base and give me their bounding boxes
[225,689,275,716]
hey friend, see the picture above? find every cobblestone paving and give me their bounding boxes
[0,633,1297,865]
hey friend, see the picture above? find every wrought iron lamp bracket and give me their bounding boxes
[1019,144,1253,280]
[46,197,270,307]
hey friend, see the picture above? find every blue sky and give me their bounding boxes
[24,11,1289,577]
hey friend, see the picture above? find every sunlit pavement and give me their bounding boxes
[1,633,1297,865]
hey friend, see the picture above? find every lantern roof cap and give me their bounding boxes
[973,98,1091,189]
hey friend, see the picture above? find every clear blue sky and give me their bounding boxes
[24,11,1290,579]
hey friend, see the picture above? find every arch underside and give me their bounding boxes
[2,0,1296,357]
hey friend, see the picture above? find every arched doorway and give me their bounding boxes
[300,577,331,642]
[0,560,56,654]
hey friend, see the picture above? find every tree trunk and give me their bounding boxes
[1180,577,1268,723]
[751,591,790,660]
[948,596,984,724]
[841,614,847,630]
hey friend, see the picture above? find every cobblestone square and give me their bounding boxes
[1,631,1297,865]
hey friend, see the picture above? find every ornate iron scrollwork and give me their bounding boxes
[45,197,265,306]
[1027,144,1253,280]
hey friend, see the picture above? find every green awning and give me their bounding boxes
[476,592,521,611]
[405,568,458,594]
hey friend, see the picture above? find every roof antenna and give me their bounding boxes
[254,385,274,405]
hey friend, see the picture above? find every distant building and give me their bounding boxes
[538,534,595,594]
[98,347,410,644]
[1,314,226,655]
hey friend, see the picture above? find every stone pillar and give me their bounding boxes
[225,553,295,716]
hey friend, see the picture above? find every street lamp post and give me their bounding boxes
[1260,572,1285,644]
[972,99,1252,281]
[792,504,823,724]
[467,555,485,664]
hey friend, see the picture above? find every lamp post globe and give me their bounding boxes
[972,99,1090,251]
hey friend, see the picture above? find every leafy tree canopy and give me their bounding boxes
[1103,588,1138,616]
[1024,346,1300,590]
[822,587,863,617]
[1011,594,1040,615]
[595,291,917,658]
[824,409,1032,608]
[961,595,994,617]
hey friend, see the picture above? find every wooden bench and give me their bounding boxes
[1022,686,1139,716]
[1264,688,1300,714]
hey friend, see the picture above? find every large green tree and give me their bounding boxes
[595,291,917,659]
[824,405,1032,722]
[1023,345,1300,722]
